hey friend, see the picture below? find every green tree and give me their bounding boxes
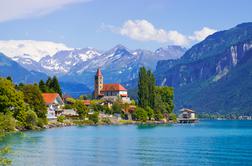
[132,107,148,122]
[0,78,26,118]
[6,76,12,82]
[19,84,47,120]
[0,112,16,134]
[46,77,52,88]
[51,76,62,97]
[147,70,156,108]
[39,80,47,92]
[146,106,154,120]
[74,100,89,118]
[138,67,149,108]
[155,86,174,114]
[0,113,14,166]
[154,111,163,121]
[25,110,38,130]
[137,67,156,109]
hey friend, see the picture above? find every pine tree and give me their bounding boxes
[138,67,156,109]
[51,76,62,97]
[147,70,155,109]
[46,77,52,89]
[6,76,12,82]
[138,67,149,108]
[39,80,47,92]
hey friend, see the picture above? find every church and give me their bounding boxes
[94,68,130,102]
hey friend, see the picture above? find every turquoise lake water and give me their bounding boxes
[2,120,252,166]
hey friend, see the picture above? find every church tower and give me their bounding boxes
[94,68,103,99]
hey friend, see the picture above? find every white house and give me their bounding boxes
[177,108,197,123]
[42,93,64,120]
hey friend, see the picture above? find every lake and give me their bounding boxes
[2,120,252,166]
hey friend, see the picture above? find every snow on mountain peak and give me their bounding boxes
[0,40,72,62]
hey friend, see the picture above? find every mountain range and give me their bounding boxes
[1,23,252,115]
[155,23,252,115]
[0,42,186,89]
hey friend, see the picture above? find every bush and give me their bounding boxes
[132,107,148,122]
[101,118,112,124]
[89,112,99,124]
[169,113,177,122]
[25,110,38,130]
[112,102,122,114]
[0,112,16,134]
[146,106,154,120]
[57,115,65,123]
[37,118,45,128]
[154,111,163,121]
[74,100,88,119]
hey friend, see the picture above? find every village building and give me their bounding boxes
[177,108,197,123]
[42,93,64,119]
[94,68,130,103]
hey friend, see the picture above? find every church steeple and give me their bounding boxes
[94,68,103,98]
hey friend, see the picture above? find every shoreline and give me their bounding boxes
[44,120,174,129]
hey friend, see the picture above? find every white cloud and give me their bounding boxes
[189,27,217,42]
[106,19,217,46]
[119,20,189,46]
[0,0,90,22]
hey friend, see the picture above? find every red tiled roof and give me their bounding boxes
[42,93,59,104]
[83,100,91,105]
[96,68,102,76]
[101,83,127,92]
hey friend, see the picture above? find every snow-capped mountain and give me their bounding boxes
[39,48,102,75]
[61,44,186,88]
[0,40,186,89]
[0,40,72,62]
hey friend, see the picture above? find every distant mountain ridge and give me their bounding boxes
[155,22,252,115]
[0,52,48,83]
[0,42,186,89]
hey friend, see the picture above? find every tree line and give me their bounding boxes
[39,76,62,96]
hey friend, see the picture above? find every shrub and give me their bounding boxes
[101,118,112,124]
[112,102,122,114]
[0,112,16,134]
[89,112,99,124]
[132,107,148,122]
[25,110,38,130]
[146,106,154,120]
[37,118,45,128]
[74,100,88,119]
[57,115,65,123]
[154,111,163,121]
[169,113,177,122]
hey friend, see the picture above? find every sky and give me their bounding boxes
[0,0,251,50]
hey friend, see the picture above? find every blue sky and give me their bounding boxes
[0,0,251,50]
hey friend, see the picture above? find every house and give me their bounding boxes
[94,68,131,103]
[177,108,197,123]
[42,93,64,120]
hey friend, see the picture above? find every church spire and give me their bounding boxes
[94,68,103,99]
[96,68,102,76]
